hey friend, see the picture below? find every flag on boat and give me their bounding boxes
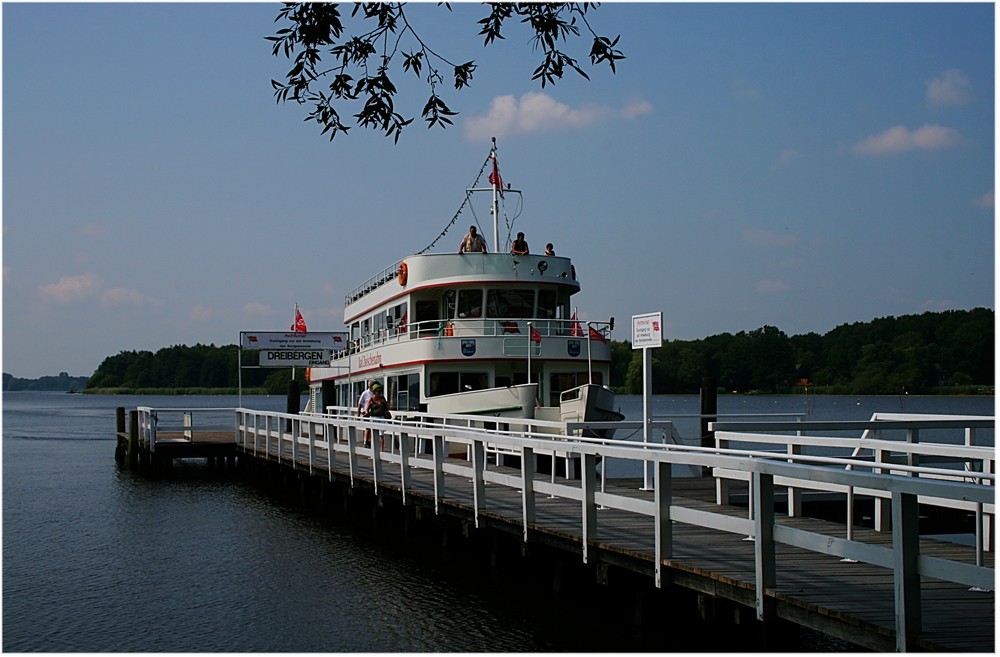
[291,305,307,333]
[488,153,503,193]
[570,312,583,336]
[530,325,542,344]
[500,321,521,334]
[588,325,607,343]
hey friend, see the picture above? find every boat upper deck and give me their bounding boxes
[345,252,580,321]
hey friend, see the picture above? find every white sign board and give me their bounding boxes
[258,350,333,368]
[241,331,347,351]
[632,312,664,349]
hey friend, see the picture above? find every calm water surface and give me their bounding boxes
[3,392,992,651]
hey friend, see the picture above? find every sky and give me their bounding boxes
[2,2,995,379]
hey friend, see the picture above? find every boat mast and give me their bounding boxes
[490,137,499,252]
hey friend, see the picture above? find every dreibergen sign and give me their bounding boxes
[632,312,663,349]
[258,350,333,368]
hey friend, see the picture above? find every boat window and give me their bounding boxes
[457,289,483,318]
[487,288,534,318]
[387,372,421,410]
[443,289,456,319]
[548,372,603,406]
[428,371,488,397]
[414,300,438,336]
[389,302,408,334]
[537,289,557,319]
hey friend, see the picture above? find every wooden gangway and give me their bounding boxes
[120,406,994,651]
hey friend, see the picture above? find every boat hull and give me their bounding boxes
[424,383,538,418]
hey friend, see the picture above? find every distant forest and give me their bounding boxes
[612,308,993,395]
[3,372,90,392]
[5,308,992,395]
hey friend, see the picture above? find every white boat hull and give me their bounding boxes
[424,383,538,418]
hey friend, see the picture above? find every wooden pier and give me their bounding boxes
[115,406,995,652]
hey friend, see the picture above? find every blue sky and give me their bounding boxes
[3,2,994,379]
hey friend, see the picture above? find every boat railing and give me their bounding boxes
[330,317,613,357]
[344,259,404,306]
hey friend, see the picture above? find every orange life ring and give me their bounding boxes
[397,261,408,286]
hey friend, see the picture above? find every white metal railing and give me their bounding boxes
[709,415,995,561]
[329,318,613,358]
[148,405,994,651]
[137,406,237,452]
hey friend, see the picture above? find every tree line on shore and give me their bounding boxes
[4,308,992,395]
[612,308,993,395]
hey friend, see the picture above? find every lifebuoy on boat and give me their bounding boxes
[397,261,408,286]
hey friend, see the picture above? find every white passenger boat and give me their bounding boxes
[304,141,623,441]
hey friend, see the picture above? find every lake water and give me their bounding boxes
[3,392,992,651]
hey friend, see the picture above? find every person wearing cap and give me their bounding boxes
[363,382,392,450]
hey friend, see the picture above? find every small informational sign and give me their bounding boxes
[258,350,333,367]
[632,312,664,349]
[241,331,347,351]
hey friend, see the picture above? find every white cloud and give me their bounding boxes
[464,92,649,140]
[190,305,213,322]
[756,279,790,294]
[925,69,973,107]
[852,124,961,156]
[776,149,801,167]
[242,302,272,317]
[39,273,102,304]
[743,229,798,247]
[973,189,994,209]
[621,99,653,119]
[100,287,155,308]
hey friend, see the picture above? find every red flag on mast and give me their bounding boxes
[588,325,607,344]
[529,325,542,344]
[488,154,503,193]
[291,306,307,333]
[570,312,583,336]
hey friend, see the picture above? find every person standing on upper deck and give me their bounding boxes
[511,232,529,256]
[544,243,555,256]
[459,225,488,253]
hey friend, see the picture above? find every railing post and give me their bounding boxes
[752,471,776,621]
[654,460,673,589]
[874,445,890,532]
[433,434,445,515]
[472,439,486,528]
[346,425,358,487]
[128,410,139,469]
[372,426,383,492]
[581,452,597,563]
[892,490,922,651]
[521,446,535,542]
[399,432,411,505]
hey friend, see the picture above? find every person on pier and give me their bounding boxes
[357,380,377,446]
[363,383,392,450]
[459,225,488,253]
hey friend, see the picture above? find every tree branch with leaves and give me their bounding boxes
[267,2,624,142]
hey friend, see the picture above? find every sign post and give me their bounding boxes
[632,312,664,490]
